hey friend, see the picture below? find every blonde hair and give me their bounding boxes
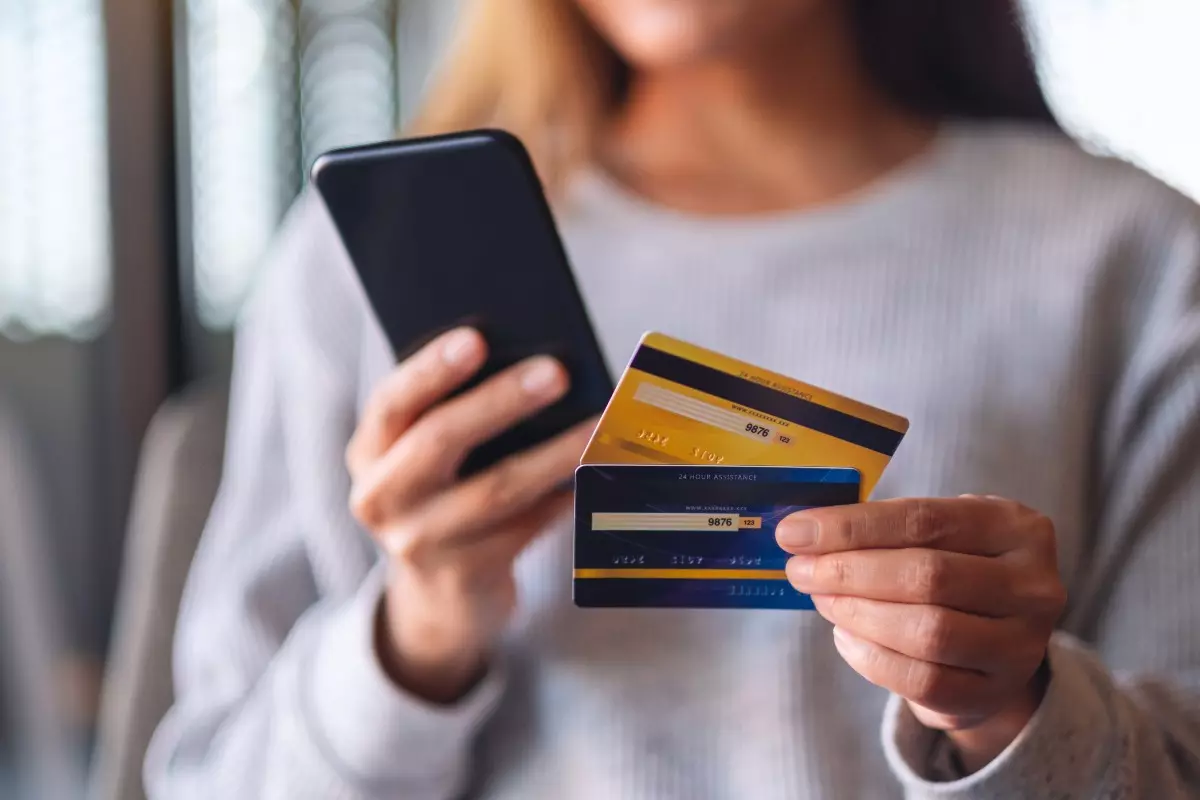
[408,0,626,188]
[409,0,1061,187]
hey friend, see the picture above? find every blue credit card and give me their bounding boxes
[573,464,861,610]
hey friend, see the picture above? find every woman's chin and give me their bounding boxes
[579,1,738,69]
[578,0,831,72]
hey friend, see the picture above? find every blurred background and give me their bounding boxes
[0,1,1197,798]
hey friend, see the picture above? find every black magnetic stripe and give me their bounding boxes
[629,347,904,456]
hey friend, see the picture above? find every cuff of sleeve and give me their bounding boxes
[882,633,1118,798]
[304,564,506,785]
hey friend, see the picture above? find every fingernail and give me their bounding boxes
[441,329,481,367]
[787,555,815,585]
[777,517,818,550]
[521,357,565,398]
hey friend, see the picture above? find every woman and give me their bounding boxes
[147,0,1200,797]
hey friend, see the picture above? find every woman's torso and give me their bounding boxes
[306,121,1187,798]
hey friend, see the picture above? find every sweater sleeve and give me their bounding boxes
[143,194,505,800]
[883,198,1200,798]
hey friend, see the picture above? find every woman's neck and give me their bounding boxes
[599,10,936,215]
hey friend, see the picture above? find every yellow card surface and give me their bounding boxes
[581,332,909,498]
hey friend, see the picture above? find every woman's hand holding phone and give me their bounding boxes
[346,327,594,704]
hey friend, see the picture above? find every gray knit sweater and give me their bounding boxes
[146,122,1200,799]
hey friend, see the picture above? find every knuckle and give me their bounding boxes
[407,418,456,462]
[837,509,869,550]
[820,556,854,589]
[1011,573,1066,618]
[1029,512,1058,553]
[1034,578,1068,617]
[908,551,950,602]
[365,354,451,428]
[387,521,436,569]
[906,660,949,707]
[479,466,526,510]
[911,607,954,660]
[349,484,384,531]
[903,499,938,546]
[378,404,409,437]
[360,395,409,448]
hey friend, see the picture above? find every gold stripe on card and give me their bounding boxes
[573,569,789,581]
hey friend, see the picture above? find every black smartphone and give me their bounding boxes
[310,129,613,477]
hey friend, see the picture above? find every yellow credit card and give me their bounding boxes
[581,332,909,498]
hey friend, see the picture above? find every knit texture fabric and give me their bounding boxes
[145,122,1200,799]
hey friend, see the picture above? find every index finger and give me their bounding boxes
[775,497,1021,557]
[403,419,594,548]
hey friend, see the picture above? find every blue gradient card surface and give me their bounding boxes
[573,465,861,610]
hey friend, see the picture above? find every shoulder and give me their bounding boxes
[945,121,1200,316]
[939,123,1200,364]
[246,190,361,314]
[948,120,1200,241]
[239,189,371,354]
[224,191,375,411]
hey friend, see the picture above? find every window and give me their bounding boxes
[181,0,400,329]
[0,0,112,339]
[1028,0,1200,200]
[182,0,299,329]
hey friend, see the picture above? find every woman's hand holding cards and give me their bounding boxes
[776,496,1067,773]
[347,327,594,704]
